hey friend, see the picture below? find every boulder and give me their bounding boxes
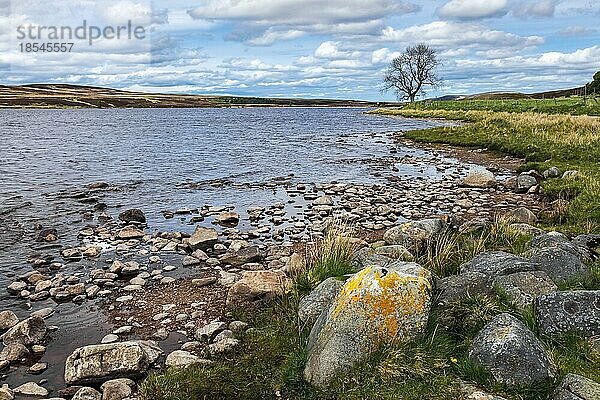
[469,313,554,386]
[221,245,262,267]
[226,270,290,308]
[195,321,227,342]
[188,227,219,251]
[516,174,538,193]
[543,167,561,179]
[304,262,433,387]
[0,342,29,362]
[493,271,558,310]
[73,387,101,400]
[535,291,600,337]
[208,338,240,355]
[1,316,46,346]
[100,378,136,400]
[373,245,413,260]
[116,227,145,240]
[461,168,497,188]
[528,246,590,283]
[0,384,12,400]
[313,195,334,206]
[12,382,48,397]
[118,209,146,224]
[214,212,240,226]
[298,277,345,328]
[165,350,205,368]
[502,207,538,224]
[0,311,19,331]
[64,341,162,384]
[436,271,492,305]
[552,373,600,400]
[383,218,446,253]
[460,251,536,277]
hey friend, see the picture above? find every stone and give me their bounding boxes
[436,271,492,305]
[516,174,538,193]
[165,350,205,368]
[192,277,217,288]
[101,334,119,344]
[528,246,590,283]
[1,316,46,346]
[543,167,561,179]
[304,262,433,387]
[195,321,227,342]
[226,270,290,308]
[298,277,345,328]
[509,223,544,236]
[13,382,48,397]
[72,387,101,400]
[100,378,136,400]
[0,342,29,362]
[118,209,146,224]
[28,362,48,374]
[535,291,600,337]
[383,218,446,253]
[460,251,536,277]
[562,170,579,179]
[188,227,219,251]
[502,207,538,224]
[0,311,19,331]
[229,321,248,333]
[116,227,145,240]
[461,168,497,188]
[0,384,12,400]
[208,338,240,355]
[373,245,413,260]
[64,341,162,384]
[215,212,240,226]
[552,373,600,400]
[313,195,334,206]
[221,245,263,267]
[493,271,558,310]
[469,313,554,386]
[7,281,27,294]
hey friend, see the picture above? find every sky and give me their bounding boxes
[0,0,599,101]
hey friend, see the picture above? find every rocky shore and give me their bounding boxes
[0,144,592,399]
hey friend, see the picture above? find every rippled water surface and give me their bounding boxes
[0,107,451,389]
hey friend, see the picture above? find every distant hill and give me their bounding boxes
[431,86,590,101]
[0,84,396,109]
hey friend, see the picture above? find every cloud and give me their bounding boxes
[437,0,508,20]
[557,26,597,37]
[371,48,401,64]
[513,0,557,19]
[380,21,543,52]
[246,29,304,46]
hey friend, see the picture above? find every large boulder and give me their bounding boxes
[436,271,492,306]
[469,313,554,386]
[552,373,600,400]
[298,277,345,328]
[100,378,136,400]
[64,341,162,384]
[188,227,219,251]
[528,232,593,262]
[304,262,433,387]
[535,291,600,337]
[528,246,590,283]
[493,271,558,310]
[1,316,46,346]
[383,218,446,253]
[461,168,497,188]
[460,251,536,277]
[226,270,290,308]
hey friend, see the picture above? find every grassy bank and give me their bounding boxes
[373,107,600,233]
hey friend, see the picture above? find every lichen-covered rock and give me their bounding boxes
[528,232,593,262]
[460,251,536,277]
[528,246,590,283]
[298,277,345,328]
[535,291,600,337]
[383,218,446,253]
[469,313,554,386]
[552,373,600,400]
[1,316,46,346]
[461,168,497,188]
[493,271,558,310]
[72,386,101,400]
[100,378,136,400]
[188,226,219,251]
[436,271,492,305]
[64,341,162,384]
[304,262,433,387]
[226,270,290,308]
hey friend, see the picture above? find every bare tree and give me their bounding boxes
[382,43,441,102]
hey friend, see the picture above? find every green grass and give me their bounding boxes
[401,97,600,116]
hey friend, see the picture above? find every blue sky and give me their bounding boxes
[1,0,599,100]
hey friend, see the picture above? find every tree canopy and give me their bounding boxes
[587,70,600,93]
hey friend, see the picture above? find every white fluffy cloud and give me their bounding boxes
[437,0,508,19]
[513,0,557,18]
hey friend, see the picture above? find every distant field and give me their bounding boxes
[404,97,600,116]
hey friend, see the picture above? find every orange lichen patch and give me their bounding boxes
[332,265,432,340]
